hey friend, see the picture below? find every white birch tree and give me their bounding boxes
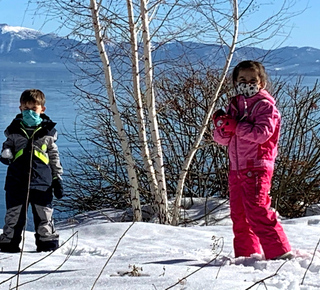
[139,0,169,224]
[90,0,169,223]
[126,0,167,222]
[90,0,142,222]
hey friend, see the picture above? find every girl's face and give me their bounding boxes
[236,68,262,89]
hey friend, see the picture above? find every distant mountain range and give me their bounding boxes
[1,23,320,76]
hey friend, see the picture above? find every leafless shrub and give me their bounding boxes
[272,78,320,217]
[56,66,230,219]
[156,67,231,199]
[56,71,320,220]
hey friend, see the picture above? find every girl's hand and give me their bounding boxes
[213,109,226,128]
[222,116,237,134]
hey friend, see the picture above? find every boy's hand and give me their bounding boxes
[52,177,64,199]
[0,149,13,165]
[1,148,13,159]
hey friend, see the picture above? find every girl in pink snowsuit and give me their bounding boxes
[213,61,291,260]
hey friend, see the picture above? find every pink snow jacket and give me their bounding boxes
[213,89,281,171]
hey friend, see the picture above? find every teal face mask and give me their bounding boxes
[22,110,43,127]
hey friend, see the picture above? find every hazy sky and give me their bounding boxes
[0,0,319,49]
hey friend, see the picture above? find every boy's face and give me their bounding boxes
[20,102,46,115]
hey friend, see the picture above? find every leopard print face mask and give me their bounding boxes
[236,82,260,98]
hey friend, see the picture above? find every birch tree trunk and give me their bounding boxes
[171,0,239,226]
[90,0,142,222]
[126,0,159,211]
[140,0,170,224]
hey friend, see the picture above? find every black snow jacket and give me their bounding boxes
[1,114,63,192]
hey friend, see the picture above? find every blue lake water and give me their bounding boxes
[0,64,319,230]
[0,64,78,229]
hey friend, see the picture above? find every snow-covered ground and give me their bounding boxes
[0,198,320,290]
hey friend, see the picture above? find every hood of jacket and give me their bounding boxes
[228,89,276,121]
[5,113,56,137]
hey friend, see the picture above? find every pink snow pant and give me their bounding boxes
[229,167,291,260]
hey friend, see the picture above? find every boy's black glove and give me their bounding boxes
[0,157,11,165]
[52,177,64,199]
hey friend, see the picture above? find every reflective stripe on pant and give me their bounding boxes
[32,204,59,242]
[229,168,291,260]
[1,187,58,247]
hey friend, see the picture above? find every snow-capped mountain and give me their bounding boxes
[153,41,320,76]
[0,24,78,63]
[1,23,320,76]
[0,24,44,39]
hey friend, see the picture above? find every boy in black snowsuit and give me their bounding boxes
[0,89,63,252]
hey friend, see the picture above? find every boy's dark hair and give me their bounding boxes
[232,60,268,88]
[20,89,46,106]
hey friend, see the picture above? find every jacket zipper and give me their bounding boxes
[235,136,240,178]
[20,126,42,139]
[255,171,259,198]
[15,126,42,162]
